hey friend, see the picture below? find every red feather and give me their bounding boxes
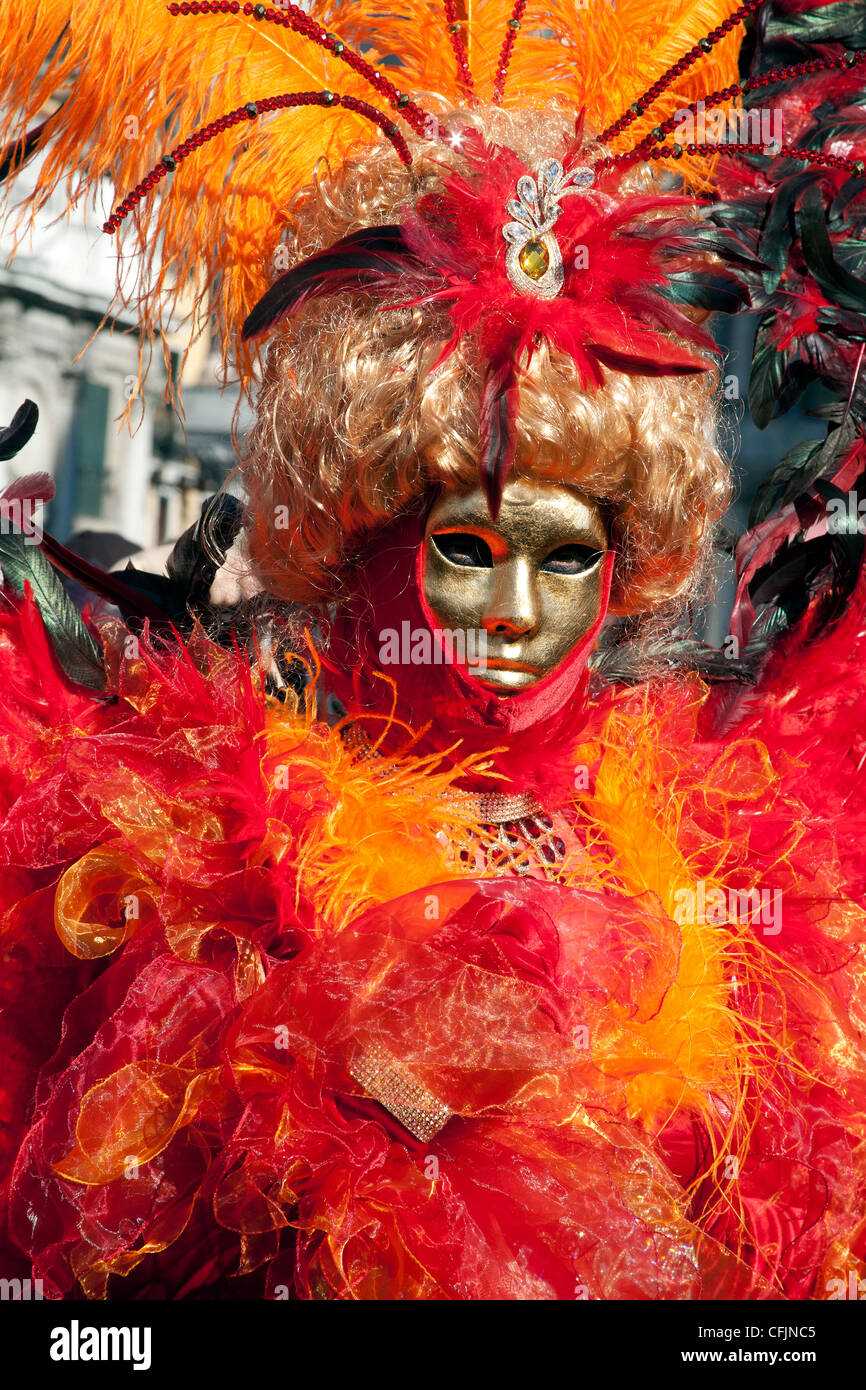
[479,355,521,518]
[244,130,729,502]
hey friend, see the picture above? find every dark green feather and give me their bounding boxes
[0,531,107,691]
[797,184,866,314]
[661,271,750,314]
[748,315,788,429]
[765,3,866,45]
[759,172,821,297]
[749,438,823,527]
[774,418,858,518]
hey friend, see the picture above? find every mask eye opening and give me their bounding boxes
[430,531,495,569]
[540,544,606,575]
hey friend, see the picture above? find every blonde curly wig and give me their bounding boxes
[240,103,730,618]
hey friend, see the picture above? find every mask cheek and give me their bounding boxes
[539,569,606,657]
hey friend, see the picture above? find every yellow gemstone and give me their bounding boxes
[518,238,549,280]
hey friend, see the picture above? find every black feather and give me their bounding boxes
[661,270,750,314]
[748,315,787,429]
[0,399,38,461]
[590,629,754,685]
[242,225,431,340]
[797,184,866,315]
[774,416,858,515]
[36,530,177,624]
[759,172,821,297]
[764,2,866,45]
[0,119,50,184]
[750,437,823,527]
[829,177,866,227]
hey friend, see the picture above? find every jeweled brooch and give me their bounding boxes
[503,159,595,298]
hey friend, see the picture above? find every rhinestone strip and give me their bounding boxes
[444,787,543,824]
[350,1042,452,1143]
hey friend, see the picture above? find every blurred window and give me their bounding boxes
[73,379,110,518]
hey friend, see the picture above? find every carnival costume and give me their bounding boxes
[1,0,866,1300]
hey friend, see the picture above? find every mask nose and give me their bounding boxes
[482,557,539,640]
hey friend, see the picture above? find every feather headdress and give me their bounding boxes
[0,0,747,374]
[0,0,865,516]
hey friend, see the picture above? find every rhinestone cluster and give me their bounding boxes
[502,159,595,299]
[338,720,382,760]
[350,1042,452,1143]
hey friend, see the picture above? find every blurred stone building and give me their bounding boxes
[0,151,248,553]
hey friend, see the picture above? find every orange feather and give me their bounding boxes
[0,0,745,395]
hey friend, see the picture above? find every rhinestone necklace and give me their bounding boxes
[452,805,569,881]
[339,721,568,881]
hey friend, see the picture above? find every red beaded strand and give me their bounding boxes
[598,0,764,145]
[443,0,476,106]
[102,90,411,234]
[166,1,438,142]
[491,0,527,105]
[589,140,865,179]
[621,48,866,160]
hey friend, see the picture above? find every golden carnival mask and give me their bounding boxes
[423,479,609,695]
